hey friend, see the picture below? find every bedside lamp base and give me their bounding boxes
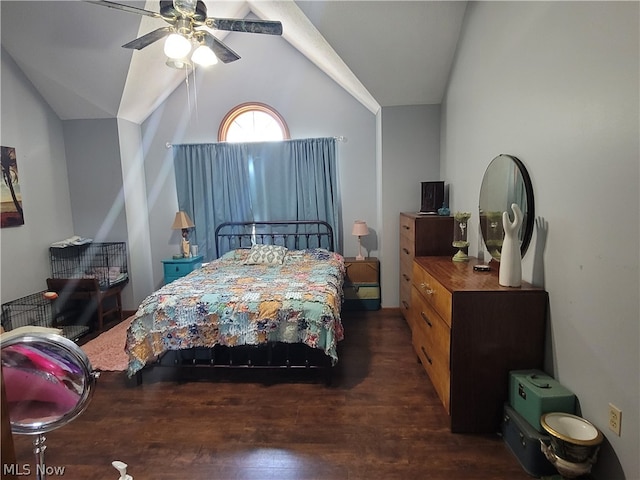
[356,237,365,261]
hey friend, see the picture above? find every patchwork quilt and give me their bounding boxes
[126,248,345,376]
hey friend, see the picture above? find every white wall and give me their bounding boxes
[441,3,639,479]
[61,118,133,307]
[380,105,441,307]
[141,26,377,288]
[62,119,128,242]
[0,48,74,302]
[117,118,154,307]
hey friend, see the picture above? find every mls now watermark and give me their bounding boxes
[3,463,67,476]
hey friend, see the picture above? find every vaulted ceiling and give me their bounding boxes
[1,1,467,123]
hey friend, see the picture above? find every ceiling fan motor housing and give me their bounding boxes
[174,17,193,37]
[160,1,207,23]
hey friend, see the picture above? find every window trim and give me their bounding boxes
[218,102,290,142]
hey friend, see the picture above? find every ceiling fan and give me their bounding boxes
[87,0,283,68]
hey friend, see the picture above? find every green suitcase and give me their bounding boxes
[343,282,381,311]
[509,369,576,433]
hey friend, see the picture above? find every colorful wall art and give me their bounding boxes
[1,146,25,227]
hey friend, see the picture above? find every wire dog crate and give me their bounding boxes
[49,242,128,289]
[47,242,128,332]
[1,291,89,341]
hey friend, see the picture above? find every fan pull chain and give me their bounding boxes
[183,67,199,123]
[184,67,192,119]
[192,68,199,122]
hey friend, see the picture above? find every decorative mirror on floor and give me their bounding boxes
[1,330,99,480]
[479,154,534,262]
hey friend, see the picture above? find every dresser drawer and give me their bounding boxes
[400,251,413,283]
[399,273,412,313]
[344,259,379,284]
[412,287,451,412]
[400,235,415,262]
[162,255,203,284]
[164,261,197,277]
[400,250,413,277]
[414,333,451,414]
[399,213,415,240]
[412,262,452,327]
[411,288,451,365]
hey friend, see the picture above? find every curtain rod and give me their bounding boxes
[165,136,347,149]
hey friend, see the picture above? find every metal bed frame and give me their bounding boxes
[214,220,334,258]
[137,220,339,385]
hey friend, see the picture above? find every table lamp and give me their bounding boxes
[352,220,369,261]
[172,211,195,257]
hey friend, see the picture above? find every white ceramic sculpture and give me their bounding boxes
[112,461,133,480]
[499,203,523,287]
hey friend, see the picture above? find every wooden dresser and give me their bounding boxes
[409,256,548,433]
[399,213,455,321]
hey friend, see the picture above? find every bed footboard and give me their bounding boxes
[141,343,334,385]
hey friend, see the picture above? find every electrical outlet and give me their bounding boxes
[608,403,622,436]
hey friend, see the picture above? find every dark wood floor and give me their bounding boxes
[11,309,536,480]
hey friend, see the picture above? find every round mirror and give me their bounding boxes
[1,332,97,435]
[479,154,534,262]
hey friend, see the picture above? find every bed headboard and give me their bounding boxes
[215,220,334,258]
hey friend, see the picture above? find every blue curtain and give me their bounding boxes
[173,143,253,260]
[173,138,340,259]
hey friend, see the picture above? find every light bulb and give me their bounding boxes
[164,33,192,59]
[191,45,218,66]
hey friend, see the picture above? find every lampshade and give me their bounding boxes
[171,211,194,230]
[164,33,192,59]
[352,220,369,237]
[191,44,218,67]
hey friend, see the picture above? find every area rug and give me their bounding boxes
[81,317,133,371]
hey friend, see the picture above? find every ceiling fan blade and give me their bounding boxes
[200,31,241,64]
[205,18,283,36]
[122,27,172,50]
[85,0,163,19]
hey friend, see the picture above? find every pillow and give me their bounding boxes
[243,244,288,265]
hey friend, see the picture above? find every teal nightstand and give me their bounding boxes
[162,255,203,284]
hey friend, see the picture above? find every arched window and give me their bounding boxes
[218,103,290,142]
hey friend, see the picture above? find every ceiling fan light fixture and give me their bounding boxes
[192,45,218,67]
[89,0,284,67]
[164,33,192,59]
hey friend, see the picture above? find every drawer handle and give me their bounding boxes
[402,248,410,255]
[402,273,410,282]
[420,311,432,327]
[402,300,409,310]
[420,346,433,365]
[402,225,410,230]
[175,266,180,272]
[420,283,434,295]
